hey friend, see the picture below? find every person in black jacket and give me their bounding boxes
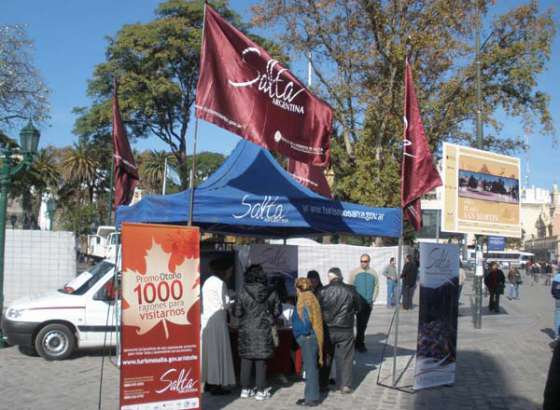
[401,255,418,310]
[318,267,362,394]
[484,262,506,313]
[233,264,281,401]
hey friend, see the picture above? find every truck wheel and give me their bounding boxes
[34,324,76,360]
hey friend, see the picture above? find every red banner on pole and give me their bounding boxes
[401,61,442,231]
[195,5,333,166]
[287,158,332,198]
[120,223,201,410]
[112,81,139,208]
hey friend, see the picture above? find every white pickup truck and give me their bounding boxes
[1,259,119,360]
[86,226,120,260]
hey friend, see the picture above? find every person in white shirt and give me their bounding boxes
[201,256,236,395]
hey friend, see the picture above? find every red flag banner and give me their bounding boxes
[288,158,332,198]
[401,62,442,231]
[195,5,333,166]
[113,81,139,208]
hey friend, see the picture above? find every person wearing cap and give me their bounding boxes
[201,256,236,395]
[318,267,362,394]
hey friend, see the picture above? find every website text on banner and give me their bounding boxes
[120,224,201,410]
[195,5,333,166]
[287,158,332,198]
[414,242,460,390]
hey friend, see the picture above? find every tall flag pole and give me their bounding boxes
[195,4,333,166]
[112,79,139,209]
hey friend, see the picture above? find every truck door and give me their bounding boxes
[83,275,118,348]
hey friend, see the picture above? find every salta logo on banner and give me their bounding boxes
[120,224,201,410]
[233,194,288,224]
[228,47,306,116]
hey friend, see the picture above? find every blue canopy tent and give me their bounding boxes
[116,140,401,238]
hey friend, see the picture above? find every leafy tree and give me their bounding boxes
[138,150,225,194]
[0,25,49,132]
[75,0,285,173]
[253,0,555,214]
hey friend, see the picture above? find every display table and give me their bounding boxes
[229,327,295,376]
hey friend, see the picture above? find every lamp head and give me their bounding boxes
[19,120,40,154]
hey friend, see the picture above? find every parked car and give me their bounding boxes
[1,259,119,360]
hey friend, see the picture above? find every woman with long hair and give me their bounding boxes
[293,277,324,407]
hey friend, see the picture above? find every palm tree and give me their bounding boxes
[140,150,174,194]
[30,148,62,191]
[62,141,100,203]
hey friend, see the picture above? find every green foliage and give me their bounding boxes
[138,150,225,194]
[254,0,556,241]
[74,0,286,169]
[60,202,100,235]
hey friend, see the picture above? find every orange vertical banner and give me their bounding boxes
[120,223,201,410]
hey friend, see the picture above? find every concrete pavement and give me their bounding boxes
[0,276,555,410]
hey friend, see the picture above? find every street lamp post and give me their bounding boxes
[0,121,40,346]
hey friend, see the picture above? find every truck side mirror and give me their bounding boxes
[95,280,116,302]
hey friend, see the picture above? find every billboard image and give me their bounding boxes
[442,143,521,238]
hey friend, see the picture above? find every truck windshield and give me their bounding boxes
[60,261,114,295]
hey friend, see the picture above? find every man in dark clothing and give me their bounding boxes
[318,267,362,394]
[401,255,418,310]
[544,341,560,410]
[484,262,506,313]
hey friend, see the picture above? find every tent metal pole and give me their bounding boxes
[162,157,168,195]
[392,233,403,387]
[188,117,200,227]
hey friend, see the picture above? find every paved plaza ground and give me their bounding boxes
[0,275,556,410]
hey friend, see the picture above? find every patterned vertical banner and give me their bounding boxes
[120,223,200,410]
[414,243,459,390]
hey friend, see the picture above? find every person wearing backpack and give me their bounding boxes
[293,277,324,407]
[550,270,560,340]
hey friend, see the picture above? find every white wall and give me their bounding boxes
[4,230,77,306]
[236,243,410,306]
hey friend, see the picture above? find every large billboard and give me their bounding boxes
[120,223,201,410]
[441,143,521,238]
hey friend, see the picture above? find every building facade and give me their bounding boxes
[523,185,560,262]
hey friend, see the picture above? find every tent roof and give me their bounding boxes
[116,140,401,238]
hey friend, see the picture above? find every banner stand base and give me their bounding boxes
[376,309,415,393]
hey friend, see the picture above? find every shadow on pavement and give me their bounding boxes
[413,350,542,410]
[541,328,556,340]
